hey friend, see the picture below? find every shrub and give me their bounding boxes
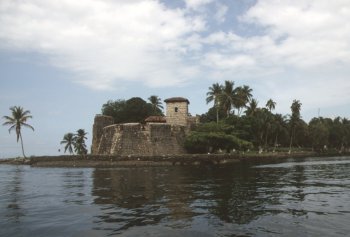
[184,132,252,154]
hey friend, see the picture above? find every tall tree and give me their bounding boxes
[74,129,88,155]
[271,114,288,151]
[2,106,34,158]
[206,83,223,123]
[245,99,259,116]
[235,85,253,116]
[289,99,302,153]
[309,118,329,151]
[60,133,75,155]
[148,95,164,115]
[266,99,276,112]
[219,80,237,117]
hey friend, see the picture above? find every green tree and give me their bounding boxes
[2,106,34,158]
[329,117,350,151]
[74,129,88,155]
[245,99,259,116]
[60,133,75,154]
[148,95,164,115]
[206,83,223,123]
[101,97,154,123]
[199,106,226,123]
[266,99,276,112]
[271,114,288,150]
[219,80,238,117]
[309,118,329,151]
[101,99,127,123]
[289,99,302,153]
[125,97,153,122]
[235,85,253,116]
[184,132,252,154]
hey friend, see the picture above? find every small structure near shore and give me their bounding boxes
[92,97,198,156]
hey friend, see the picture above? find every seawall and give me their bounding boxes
[1,151,349,168]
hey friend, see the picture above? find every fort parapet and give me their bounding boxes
[92,122,186,155]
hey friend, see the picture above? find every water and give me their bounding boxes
[1,156,350,237]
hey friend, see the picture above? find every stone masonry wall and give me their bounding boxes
[95,123,186,156]
[166,101,188,126]
[92,115,114,154]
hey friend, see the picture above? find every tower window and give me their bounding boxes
[175,107,178,112]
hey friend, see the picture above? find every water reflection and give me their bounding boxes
[4,166,25,223]
[1,157,349,236]
[90,158,350,236]
[91,165,277,233]
[91,167,199,233]
[61,170,91,205]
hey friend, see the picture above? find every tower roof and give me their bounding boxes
[164,97,190,104]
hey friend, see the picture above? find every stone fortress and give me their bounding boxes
[92,97,199,156]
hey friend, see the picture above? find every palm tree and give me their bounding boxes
[219,80,237,117]
[289,99,302,153]
[235,85,253,116]
[245,99,259,116]
[74,129,88,155]
[206,83,222,123]
[272,114,287,151]
[266,99,276,112]
[60,133,75,154]
[148,95,163,115]
[2,106,34,158]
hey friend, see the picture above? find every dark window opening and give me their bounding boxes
[175,107,178,112]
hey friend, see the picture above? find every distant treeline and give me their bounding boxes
[186,81,350,154]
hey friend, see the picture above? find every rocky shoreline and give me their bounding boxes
[1,151,348,168]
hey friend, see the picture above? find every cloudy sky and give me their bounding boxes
[1,0,350,158]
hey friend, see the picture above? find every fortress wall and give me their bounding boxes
[92,115,114,154]
[96,123,186,156]
[96,124,119,155]
[148,124,186,155]
[111,123,151,156]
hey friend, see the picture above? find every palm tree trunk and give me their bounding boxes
[216,106,219,124]
[273,134,278,152]
[289,128,294,154]
[19,132,26,158]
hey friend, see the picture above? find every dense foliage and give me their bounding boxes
[101,97,163,123]
[197,80,350,154]
[185,122,253,154]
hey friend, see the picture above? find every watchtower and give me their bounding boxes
[164,97,189,126]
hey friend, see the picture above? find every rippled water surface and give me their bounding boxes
[1,156,350,236]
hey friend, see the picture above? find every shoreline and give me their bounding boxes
[1,151,349,168]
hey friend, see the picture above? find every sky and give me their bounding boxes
[1,0,350,158]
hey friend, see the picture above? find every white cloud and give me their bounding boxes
[203,53,255,70]
[214,3,228,23]
[241,0,350,68]
[1,0,350,115]
[0,0,205,90]
[184,0,213,9]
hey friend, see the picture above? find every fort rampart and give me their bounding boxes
[92,115,186,155]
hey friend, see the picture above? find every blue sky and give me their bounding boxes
[1,0,350,158]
